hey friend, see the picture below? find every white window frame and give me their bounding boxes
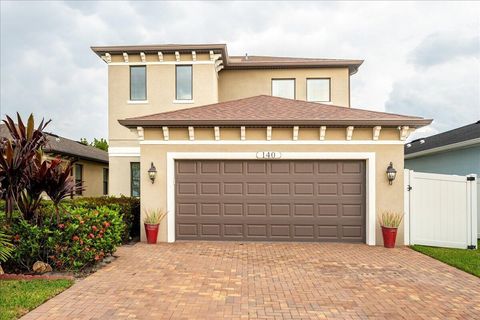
[271,78,296,99]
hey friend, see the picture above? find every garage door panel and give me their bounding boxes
[176,160,365,242]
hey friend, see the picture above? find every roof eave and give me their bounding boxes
[43,149,109,164]
[119,118,432,128]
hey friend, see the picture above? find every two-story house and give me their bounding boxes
[92,43,431,245]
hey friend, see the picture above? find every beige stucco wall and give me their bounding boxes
[108,55,219,145]
[138,137,405,246]
[108,156,139,196]
[218,68,350,107]
[75,160,108,197]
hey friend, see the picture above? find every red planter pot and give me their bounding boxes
[144,223,159,244]
[381,226,398,248]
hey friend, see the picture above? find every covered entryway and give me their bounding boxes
[175,159,366,242]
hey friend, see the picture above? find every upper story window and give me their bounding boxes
[176,65,193,100]
[272,79,295,99]
[307,78,330,102]
[130,66,146,100]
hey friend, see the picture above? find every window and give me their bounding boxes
[103,168,109,196]
[272,79,295,99]
[176,65,193,100]
[75,164,83,196]
[307,78,330,102]
[130,162,140,197]
[130,66,146,100]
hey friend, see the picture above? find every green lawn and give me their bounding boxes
[411,240,480,278]
[0,279,73,320]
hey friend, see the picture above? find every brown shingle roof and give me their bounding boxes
[0,124,108,164]
[119,95,432,128]
[91,44,363,74]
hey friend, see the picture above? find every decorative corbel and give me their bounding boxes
[175,51,180,62]
[214,126,220,141]
[346,126,354,141]
[162,126,169,141]
[293,126,299,141]
[123,52,129,63]
[192,51,196,61]
[240,126,246,141]
[319,126,326,141]
[157,52,163,61]
[373,126,382,141]
[103,53,111,63]
[266,126,272,141]
[136,126,144,141]
[399,126,410,141]
[188,126,195,141]
[140,52,146,62]
[209,50,214,61]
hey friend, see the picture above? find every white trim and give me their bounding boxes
[109,147,140,157]
[166,151,376,245]
[405,138,480,159]
[108,61,215,66]
[140,139,404,145]
[127,100,149,104]
[173,99,194,104]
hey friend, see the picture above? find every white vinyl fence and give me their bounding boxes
[405,169,477,249]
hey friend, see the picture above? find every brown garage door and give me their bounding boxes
[175,160,365,242]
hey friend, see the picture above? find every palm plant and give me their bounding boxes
[0,229,13,263]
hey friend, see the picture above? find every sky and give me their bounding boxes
[1,1,479,142]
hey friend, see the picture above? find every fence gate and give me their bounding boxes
[405,170,477,249]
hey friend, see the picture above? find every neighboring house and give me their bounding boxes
[0,124,109,197]
[91,43,431,245]
[405,121,480,238]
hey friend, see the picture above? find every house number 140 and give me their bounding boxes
[256,151,282,159]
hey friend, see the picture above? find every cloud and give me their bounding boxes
[1,1,479,141]
[408,32,479,68]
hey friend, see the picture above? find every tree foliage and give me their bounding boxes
[80,137,108,151]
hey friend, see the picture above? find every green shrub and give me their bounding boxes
[7,205,125,271]
[65,196,140,243]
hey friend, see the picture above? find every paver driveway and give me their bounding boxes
[22,242,480,320]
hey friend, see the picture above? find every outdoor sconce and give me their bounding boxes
[386,162,397,185]
[148,162,157,184]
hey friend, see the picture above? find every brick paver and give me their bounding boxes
[21,242,480,319]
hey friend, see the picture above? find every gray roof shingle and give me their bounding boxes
[0,124,108,164]
[405,121,480,155]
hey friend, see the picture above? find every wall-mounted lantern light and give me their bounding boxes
[148,162,157,184]
[386,162,397,185]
